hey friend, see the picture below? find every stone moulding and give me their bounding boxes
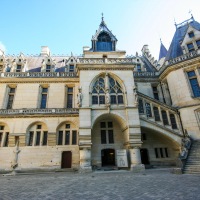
[1,72,78,78]
[0,108,79,116]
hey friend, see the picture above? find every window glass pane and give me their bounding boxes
[72,131,77,145]
[165,148,169,157]
[28,132,34,146]
[118,95,123,104]
[189,78,200,97]
[138,99,144,114]
[68,87,73,93]
[155,148,159,158]
[42,88,48,93]
[170,114,177,129]
[7,95,14,109]
[67,94,73,108]
[161,110,169,125]
[99,96,105,104]
[107,122,113,128]
[0,133,2,147]
[42,132,48,145]
[187,71,196,77]
[153,107,160,121]
[92,96,98,104]
[196,40,200,48]
[108,130,114,143]
[4,132,9,147]
[145,103,152,117]
[65,131,70,145]
[188,31,194,38]
[36,131,41,146]
[0,126,4,130]
[111,95,116,104]
[10,88,15,93]
[101,130,106,144]
[100,122,106,128]
[160,148,164,158]
[37,125,42,129]
[66,124,70,129]
[58,131,63,145]
[41,94,47,108]
[69,65,74,72]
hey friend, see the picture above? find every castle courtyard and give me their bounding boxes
[0,170,200,200]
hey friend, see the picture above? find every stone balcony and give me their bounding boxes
[0,72,78,78]
[0,108,79,117]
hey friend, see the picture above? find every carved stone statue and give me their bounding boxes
[77,87,82,107]
[180,147,188,159]
[133,86,138,105]
[105,89,110,106]
[11,139,20,174]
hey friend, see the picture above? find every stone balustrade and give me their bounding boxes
[1,72,78,78]
[133,71,158,77]
[77,58,136,64]
[0,108,79,116]
[138,92,183,134]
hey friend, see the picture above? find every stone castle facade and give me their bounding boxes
[0,16,199,173]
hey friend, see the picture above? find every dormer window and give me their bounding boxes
[69,65,74,72]
[16,65,22,72]
[187,43,194,52]
[136,64,141,72]
[46,65,51,72]
[188,31,194,38]
[196,40,200,49]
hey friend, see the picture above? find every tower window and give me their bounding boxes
[16,65,22,72]
[188,31,194,38]
[196,40,200,49]
[46,65,51,72]
[136,64,141,72]
[187,43,194,52]
[187,71,200,97]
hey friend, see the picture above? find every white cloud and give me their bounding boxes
[0,41,6,53]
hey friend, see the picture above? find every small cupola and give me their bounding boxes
[91,14,117,52]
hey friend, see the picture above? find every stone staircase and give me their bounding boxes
[184,141,200,174]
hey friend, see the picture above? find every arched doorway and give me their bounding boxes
[101,149,115,166]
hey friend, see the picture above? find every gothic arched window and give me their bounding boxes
[91,75,124,105]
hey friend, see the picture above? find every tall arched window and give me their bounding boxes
[27,123,48,146]
[91,75,124,105]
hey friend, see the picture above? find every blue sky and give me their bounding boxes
[0,0,200,60]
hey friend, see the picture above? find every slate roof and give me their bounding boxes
[159,42,168,60]
[165,18,200,61]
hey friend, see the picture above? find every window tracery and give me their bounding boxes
[91,75,124,105]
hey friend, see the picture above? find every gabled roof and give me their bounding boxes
[165,17,200,61]
[92,17,117,41]
[159,41,168,60]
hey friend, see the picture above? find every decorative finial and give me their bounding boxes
[101,13,104,21]
[174,18,177,28]
[189,10,194,20]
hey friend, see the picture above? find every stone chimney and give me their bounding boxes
[40,46,50,56]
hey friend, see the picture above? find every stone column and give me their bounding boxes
[79,147,92,172]
[129,146,145,172]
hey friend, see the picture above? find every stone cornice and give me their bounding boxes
[77,65,134,71]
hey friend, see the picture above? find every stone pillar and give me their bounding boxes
[129,146,145,172]
[79,147,92,172]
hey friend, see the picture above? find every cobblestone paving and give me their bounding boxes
[0,169,200,200]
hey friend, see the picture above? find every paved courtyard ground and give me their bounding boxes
[0,169,200,200]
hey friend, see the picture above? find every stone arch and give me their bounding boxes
[26,121,48,132]
[26,121,48,146]
[140,119,182,146]
[92,112,127,131]
[0,122,10,132]
[56,120,78,132]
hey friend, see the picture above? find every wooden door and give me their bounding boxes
[61,151,72,168]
